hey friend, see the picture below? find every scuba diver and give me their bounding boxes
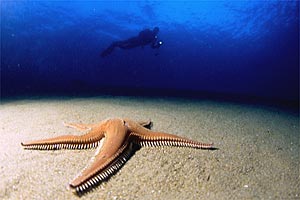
[101,27,163,57]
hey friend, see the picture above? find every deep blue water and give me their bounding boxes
[1,1,299,107]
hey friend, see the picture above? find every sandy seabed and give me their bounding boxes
[0,96,299,200]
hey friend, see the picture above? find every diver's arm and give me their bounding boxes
[151,36,158,48]
[151,38,163,49]
[151,43,157,49]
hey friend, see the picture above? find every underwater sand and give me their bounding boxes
[0,96,299,200]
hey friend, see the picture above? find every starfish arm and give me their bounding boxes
[63,122,97,131]
[125,119,214,149]
[69,118,130,194]
[63,120,151,132]
[21,127,105,150]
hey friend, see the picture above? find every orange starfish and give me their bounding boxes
[21,118,214,195]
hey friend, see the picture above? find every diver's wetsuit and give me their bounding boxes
[101,27,162,57]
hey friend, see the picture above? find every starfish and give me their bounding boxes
[21,118,214,195]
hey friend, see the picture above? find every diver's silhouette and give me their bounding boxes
[101,27,163,57]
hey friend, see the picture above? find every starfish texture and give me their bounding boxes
[21,118,214,195]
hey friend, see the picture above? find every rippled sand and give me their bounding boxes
[0,96,299,199]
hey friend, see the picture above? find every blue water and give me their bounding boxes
[1,1,299,107]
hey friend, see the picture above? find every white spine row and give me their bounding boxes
[74,145,133,194]
[137,138,212,149]
[23,141,100,150]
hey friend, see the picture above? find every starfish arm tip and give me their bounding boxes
[20,142,28,146]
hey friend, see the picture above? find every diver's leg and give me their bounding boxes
[100,37,139,57]
[101,42,119,57]
[118,37,139,49]
[115,41,131,49]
